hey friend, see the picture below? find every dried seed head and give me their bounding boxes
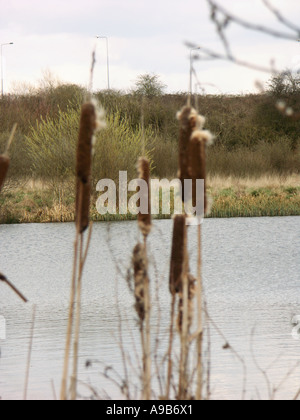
[188,131,207,213]
[76,102,97,234]
[138,157,152,238]
[191,129,215,146]
[0,155,10,193]
[189,110,206,131]
[76,103,96,184]
[178,107,193,202]
[169,215,187,295]
[132,243,149,322]
[91,98,106,131]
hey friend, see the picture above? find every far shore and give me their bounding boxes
[1,175,299,224]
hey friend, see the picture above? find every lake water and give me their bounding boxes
[0,217,299,400]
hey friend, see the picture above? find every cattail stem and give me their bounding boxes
[132,241,151,400]
[70,222,93,401]
[196,223,203,400]
[61,98,97,400]
[178,229,190,400]
[143,237,151,400]
[166,294,176,399]
[60,183,82,401]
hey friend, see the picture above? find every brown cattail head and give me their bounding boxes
[75,103,97,234]
[132,243,149,322]
[0,154,10,193]
[189,130,214,214]
[177,107,193,202]
[177,107,206,204]
[138,157,152,238]
[169,215,187,295]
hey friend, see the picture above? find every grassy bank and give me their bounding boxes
[1,175,299,224]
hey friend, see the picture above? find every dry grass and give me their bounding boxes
[0,174,299,224]
[208,174,300,191]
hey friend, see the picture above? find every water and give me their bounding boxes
[0,217,299,400]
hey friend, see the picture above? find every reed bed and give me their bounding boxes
[123,103,214,401]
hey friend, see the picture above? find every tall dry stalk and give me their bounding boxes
[188,126,214,400]
[171,105,213,400]
[61,99,101,401]
[132,242,150,398]
[138,157,152,400]
[168,214,190,399]
[131,156,152,400]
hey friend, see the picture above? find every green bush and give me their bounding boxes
[24,103,155,190]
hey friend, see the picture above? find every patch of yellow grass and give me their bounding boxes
[207,174,300,191]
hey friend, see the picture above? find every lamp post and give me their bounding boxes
[190,47,200,97]
[96,36,110,90]
[1,42,14,97]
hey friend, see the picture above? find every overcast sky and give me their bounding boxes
[0,0,299,94]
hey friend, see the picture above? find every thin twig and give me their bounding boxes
[262,0,300,34]
[204,306,247,400]
[166,294,176,399]
[0,273,28,303]
[196,223,203,400]
[206,0,299,40]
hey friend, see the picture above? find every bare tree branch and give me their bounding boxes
[185,42,278,74]
[262,0,300,35]
[207,0,300,41]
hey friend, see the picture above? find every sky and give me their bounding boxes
[0,0,300,95]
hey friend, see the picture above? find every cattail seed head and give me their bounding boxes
[138,157,152,238]
[76,102,97,234]
[169,215,187,295]
[177,106,194,202]
[0,155,10,193]
[132,243,149,322]
[76,103,97,184]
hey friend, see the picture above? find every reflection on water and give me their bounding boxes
[0,217,299,400]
